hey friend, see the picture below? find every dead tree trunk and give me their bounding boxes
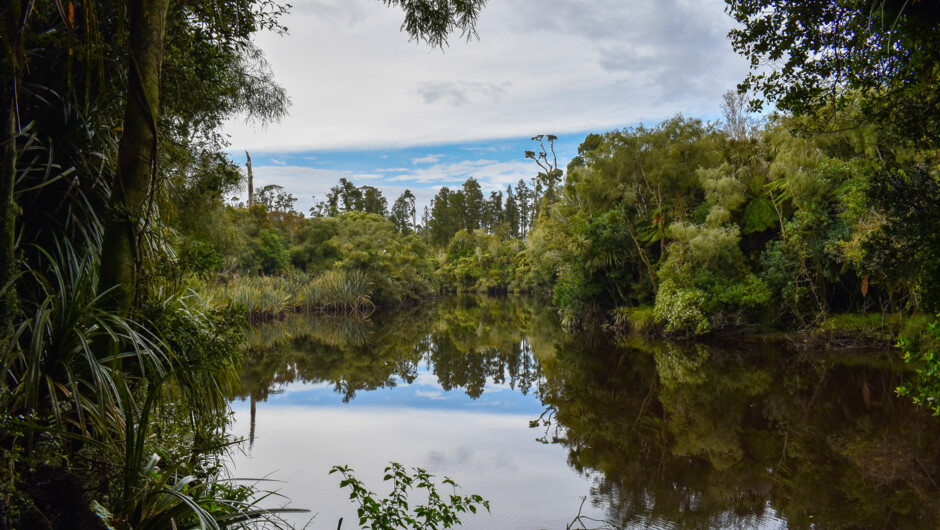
[246,150,254,207]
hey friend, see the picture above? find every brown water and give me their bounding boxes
[230,295,940,529]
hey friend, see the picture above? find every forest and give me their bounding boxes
[1,0,938,528]
[210,105,938,341]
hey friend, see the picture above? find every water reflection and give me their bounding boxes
[541,337,940,528]
[234,295,556,447]
[234,296,940,528]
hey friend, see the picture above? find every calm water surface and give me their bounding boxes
[230,295,940,529]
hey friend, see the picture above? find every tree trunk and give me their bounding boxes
[99,0,170,314]
[246,151,254,207]
[0,99,16,324]
[1,0,26,326]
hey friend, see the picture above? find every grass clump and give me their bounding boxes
[608,305,658,335]
[204,269,375,320]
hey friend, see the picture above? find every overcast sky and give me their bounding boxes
[222,0,752,214]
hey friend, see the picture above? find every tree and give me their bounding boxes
[428,187,458,247]
[720,90,759,142]
[516,179,532,240]
[462,177,484,231]
[97,0,172,312]
[361,185,389,216]
[504,185,520,239]
[337,177,363,212]
[380,0,487,48]
[391,189,417,234]
[483,190,503,232]
[726,0,940,145]
[525,134,564,211]
[450,188,467,232]
[863,165,940,313]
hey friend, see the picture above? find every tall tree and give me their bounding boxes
[99,0,172,313]
[391,189,417,234]
[361,185,388,216]
[337,177,363,212]
[450,189,467,232]
[428,187,457,246]
[483,190,503,232]
[516,179,531,240]
[720,90,759,142]
[504,185,520,239]
[462,177,484,231]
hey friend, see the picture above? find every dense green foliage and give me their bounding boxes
[0,0,488,526]
[255,106,925,340]
[211,102,939,343]
[0,0,296,524]
[897,321,940,415]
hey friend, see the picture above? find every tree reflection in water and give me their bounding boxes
[234,295,940,528]
[542,336,940,529]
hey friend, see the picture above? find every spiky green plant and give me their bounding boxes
[1,243,306,528]
[1,245,169,441]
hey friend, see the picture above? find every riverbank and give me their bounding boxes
[606,303,938,351]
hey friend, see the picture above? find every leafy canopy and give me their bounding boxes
[726,0,940,145]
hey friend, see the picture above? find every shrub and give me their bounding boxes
[897,320,940,414]
[654,281,711,335]
[255,229,290,274]
[330,463,489,529]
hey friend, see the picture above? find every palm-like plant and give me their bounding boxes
[1,244,168,442]
[1,241,306,527]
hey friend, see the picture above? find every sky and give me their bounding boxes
[222,0,753,214]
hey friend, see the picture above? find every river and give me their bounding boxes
[229,295,940,529]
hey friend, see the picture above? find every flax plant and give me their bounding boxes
[1,245,169,443]
[1,242,305,527]
[207,269,375,319]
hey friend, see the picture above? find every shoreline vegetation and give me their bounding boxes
[209,270,936,352]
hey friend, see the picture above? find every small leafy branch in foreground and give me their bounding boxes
[897,319,940,414]
[329,463,489,529]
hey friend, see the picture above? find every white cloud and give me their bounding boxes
[222,0,751,152]
[415,390,447,400]
[411,154,445,164]
[461,146,499,153]
[391,159,533,191]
